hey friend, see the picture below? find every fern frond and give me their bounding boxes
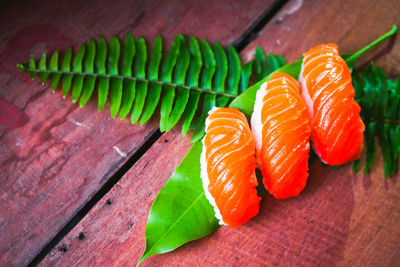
[18,34,284,142]
[353,63,400,177]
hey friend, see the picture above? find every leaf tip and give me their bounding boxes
[110,110,118,119]
[181,129,188,137]
[119,114,127,120]
[391,25,397,34]
[131,117,139,125]
[17,63,26,71]
[136,256,145,266]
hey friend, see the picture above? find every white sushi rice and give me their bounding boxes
[200,107,226,226]
[298,60,314,119]
[250,81,268,167]
[298,55,327,163]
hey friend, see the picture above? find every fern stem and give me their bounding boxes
[346,25,397,68]
[21,68,238,99]
[368,118,400,125]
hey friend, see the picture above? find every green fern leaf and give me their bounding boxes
[61,47,73,98]
[49,50,60,91]
[38,53,49,84]
[166,36,191,131]
[131,37,148,124]
[71,44,86,103]
[213,42,228,107]
[221,45,241,106]
[180,37,203,137]
[239,60,253,94]
[189,39,216,142]
[119,33,136,119]
[353,63,400,178]
[96,36,109,111]
[140,35,162,124]
[17,34,283,141]
[80,39,96,107]
[159,35,182,131]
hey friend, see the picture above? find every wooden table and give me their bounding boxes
[1,0,399,266]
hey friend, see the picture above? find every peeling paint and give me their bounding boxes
[113,146,127,158]
[278,0,303,21]
[68,118,89,129]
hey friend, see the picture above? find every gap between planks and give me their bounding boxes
[27,0,291,265]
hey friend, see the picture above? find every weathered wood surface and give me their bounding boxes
[0,0,279,265]
[244,1,400,265]
[40,0,400,266]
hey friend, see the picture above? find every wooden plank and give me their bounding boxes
[241,0,400,76]
[0,0,280,266]
[41,128,193,266]
[40,0,400,266]
[243,1,400,264]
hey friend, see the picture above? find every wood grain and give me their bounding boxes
[0,0,279,265]
[41,128,193,266]
[40,0,400,266]
[243,1,400,264]
[241,0,400,76]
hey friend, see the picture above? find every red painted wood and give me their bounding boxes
[241,0,400,76]
[41,0,400,266]
[0,0,279,265]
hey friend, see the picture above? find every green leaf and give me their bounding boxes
[71,44,86,103]
[276,54,286,67]
[108,36,122,117]
[121,33,136,77]
[138,142,219,265]
[61,47,73,98]
[120,79,136,119]
[219,45,241,107]
[119,33,136,119]
[255,46,267,80]
[182,37,202,136]
[378,123,392,178]
[159,35,183,131]
[131,80,149,124]
[131,37,148,124]
[352,159,360,173]
[96,36,109,111]
[267,53,279,73]
[49,50,60,91]
[190,39,216,143]
[213,42,228,107]
[239,60,253,94]
[80,39,96,107]
[166,36,191,131]
[140,35,162,124]
[364,122,377,173]
[38,53,49,84]
[28,56,37,79]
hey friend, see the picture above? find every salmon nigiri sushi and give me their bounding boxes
[299,43,365,165]
[251,73,311,199]
[201,107,260,228]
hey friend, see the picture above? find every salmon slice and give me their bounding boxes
[201,107,260,228]
[299,43,365,165]
[251,73,311,199]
